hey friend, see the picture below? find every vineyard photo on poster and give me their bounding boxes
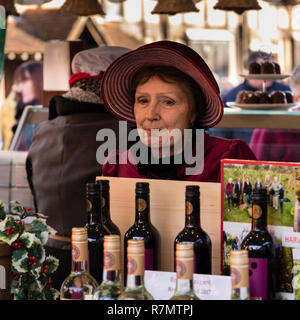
[221,159,300,300]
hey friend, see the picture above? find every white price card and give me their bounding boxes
[145,270,231,300]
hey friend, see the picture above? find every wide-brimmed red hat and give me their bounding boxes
[100,40,224,129]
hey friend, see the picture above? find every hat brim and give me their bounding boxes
[100,45,224,129]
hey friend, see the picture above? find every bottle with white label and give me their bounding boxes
[60,228,98,300]
[118,239,154,300]
[230,250,250,300]
[170,242,200,300]
[241,188,275,300]
[93,235,124,300]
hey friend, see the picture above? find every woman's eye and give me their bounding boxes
[137,97,148,104]
[162,99,175,106]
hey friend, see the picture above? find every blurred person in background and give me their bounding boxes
[209,51,290,145]
[13,60,43,150]
[0,83,18,150]
[249,64,300,162]
[26,46,130,289]
[0,60,43,150]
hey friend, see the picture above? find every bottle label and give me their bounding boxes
[128,255,144,276]
[104,251,120,271]
[86,199,92,212]
[101,197,106,208]
[231,266,249,289]
[185,201,193,215]
[176,258,193,280]
[72,243,88,262]
[145,248,154,270]
[252,205,262,219]
[249,257,268,300]
[136,198,147,212]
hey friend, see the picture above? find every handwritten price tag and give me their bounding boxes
[144,270,231,300]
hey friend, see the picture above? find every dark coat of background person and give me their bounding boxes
[25,45,130,290]
[26,95,123,289]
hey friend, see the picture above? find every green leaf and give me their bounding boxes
[13,288,27,300]
[12,248,28,273]
[43,287,60,300]
[19,232,35,249]
[0,201,6,220]
[29,218,56,235]
[10,201,25,216]
[43,256,59,274]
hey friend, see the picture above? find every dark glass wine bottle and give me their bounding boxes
[124,182,161,285]
[241,188,275,300]
[85,182,110,285]
[96,180,120,235]
[174,185,212,274]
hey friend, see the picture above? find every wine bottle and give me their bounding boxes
[170,242,200,300]
[230,250,250,300]
[174,185,212,274]
[118,239,154,300]
[60,227,98,300]
[85,182,110,284]
[96,180,121,235]
[241,188,275,300]
[124,182,161,284]
[93,235,124,300]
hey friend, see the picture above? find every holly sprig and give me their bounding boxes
[0,200,59,300]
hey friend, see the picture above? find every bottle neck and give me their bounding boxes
[71,260,89,273]
[135,193,150,223]
[126,274,145,289]
[251,200,268,230]
[185,195,200,227]
[175,279,194,294]
[101,191,111,221]
[231,264,250,300]
[71,241,89,273]
[102,270,121,283]
[86,193,101,224]
[126,252,145,288]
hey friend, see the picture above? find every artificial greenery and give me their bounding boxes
[0,200,59,300]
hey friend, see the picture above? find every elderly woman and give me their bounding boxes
[101,41,256,182]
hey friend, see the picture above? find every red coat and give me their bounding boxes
[102,132,257,182]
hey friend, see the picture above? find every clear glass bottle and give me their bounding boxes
[96,180,121,235]
[118,239,154,300]
[170,242,200,300]
[60,228,98,300]
[230,250,250,300]
[93,235,124,300]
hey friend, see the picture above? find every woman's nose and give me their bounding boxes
[146,100,160,121]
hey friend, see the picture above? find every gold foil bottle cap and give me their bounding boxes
[71,228,88,262]
[127,239,144,256]
[176,242,194,259]
[104,235,120,251]
[104,235,121,271]
[230,250,249,266]
[72,227,88,242]
[127,239,144,276]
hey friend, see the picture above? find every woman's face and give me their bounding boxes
[17,78,36,104]
[133,76,197,157]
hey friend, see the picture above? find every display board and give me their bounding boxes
[96,176,222,275]
[221,158,300,300]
